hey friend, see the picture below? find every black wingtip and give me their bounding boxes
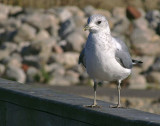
[132,59,143,64]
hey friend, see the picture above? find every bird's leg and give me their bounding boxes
[93,82,97,106]
[110,80,123,108]
[84,81,100,108]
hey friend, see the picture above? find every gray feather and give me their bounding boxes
[78,48,86,67]
[114,38,133,69]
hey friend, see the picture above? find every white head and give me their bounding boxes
[84,14,110,34]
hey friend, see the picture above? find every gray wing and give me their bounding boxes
[113,37,133,69]
[78,47,86,68]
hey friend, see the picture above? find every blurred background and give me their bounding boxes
[0,0,160,114]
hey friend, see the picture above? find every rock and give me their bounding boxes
[138,8,146,18]
[56,8,72,23]
[0,50,10,61]
[0,64,5,75]
[65,70,79,84]
[112,7,126,20]
[71,64,84,74]
[0,42,17,53]
[37,38,57,63]
[126,6,141,20]
[129,67,147,89]
[45,63,65,76]
[23,55,41,68]
[26,66,39,82]
[9,6,23,16]
[46,24,59,38]
[156,22,160,35]
[52,44,63,54]
[5,65,26,83]
[14,23,36,43]
[59,18,76,38]
[131,28,155,44]
[133,41,160,56]
[66,32,85,52]
[21,64,29,72]
[49,52,79,68]
[66,6,85,17]
[83,6,95,16]
[150,57,160,72]
[4,54,22,68]
[140,56,155,71]
[34,30,50,41]
[133,17,149,30]
[48,76,70,86]
[0,4,10,21]
[21,37,56,56]
[1,18,22,30]
[147,72,160,84]
[112,17,130,34]
[23,13,58,30]
[146,10,160,29]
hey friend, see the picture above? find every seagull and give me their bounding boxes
[79,14,142,108]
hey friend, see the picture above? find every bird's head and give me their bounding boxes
[84,14,110,34]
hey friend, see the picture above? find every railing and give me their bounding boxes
[0,78,160,126]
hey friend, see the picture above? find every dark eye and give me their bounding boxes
[97,21,101,24]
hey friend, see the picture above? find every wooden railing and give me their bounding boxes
[0,78,160,126]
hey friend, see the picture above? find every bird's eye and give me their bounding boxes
[97,21,101,24]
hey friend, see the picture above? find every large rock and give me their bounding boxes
[146,10,160,29]
[129,67,147,89]
[65,70,79,84]
[34,30,50,41]
[0,42,17,53]
[0,50,10,61]
[126,6,141,20]
[66,32,85,52]
[0,4,10,21]
[140,56,155,71]
[3,53,22,68]
[22,13,58,30]
[133,17,149,31]
[48,76,70,86]
[9,6,23,16]
[150,57,160,72]
[0,64,5,75]
[22,37,56,58]
[45,63,65,76]
[83,6,95,16]
[131,28,155,44]
[56,8,72,23]
[49,52,79,68]
[23,55,41,68]
[112,7,126,20]
[112,17,130,34]
[66,6,85,17]
[14,23,36,43]
[133,41,160,56]
[59,18,76,38]
[147,72,160,84]
[1,18,22,31]
[26,66,39,83]
[5,65,26,83]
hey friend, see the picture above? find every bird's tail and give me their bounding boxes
[132,59,143,65]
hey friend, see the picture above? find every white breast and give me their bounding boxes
[85,33,131,82]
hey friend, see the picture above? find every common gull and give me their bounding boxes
[79,14,142,108]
